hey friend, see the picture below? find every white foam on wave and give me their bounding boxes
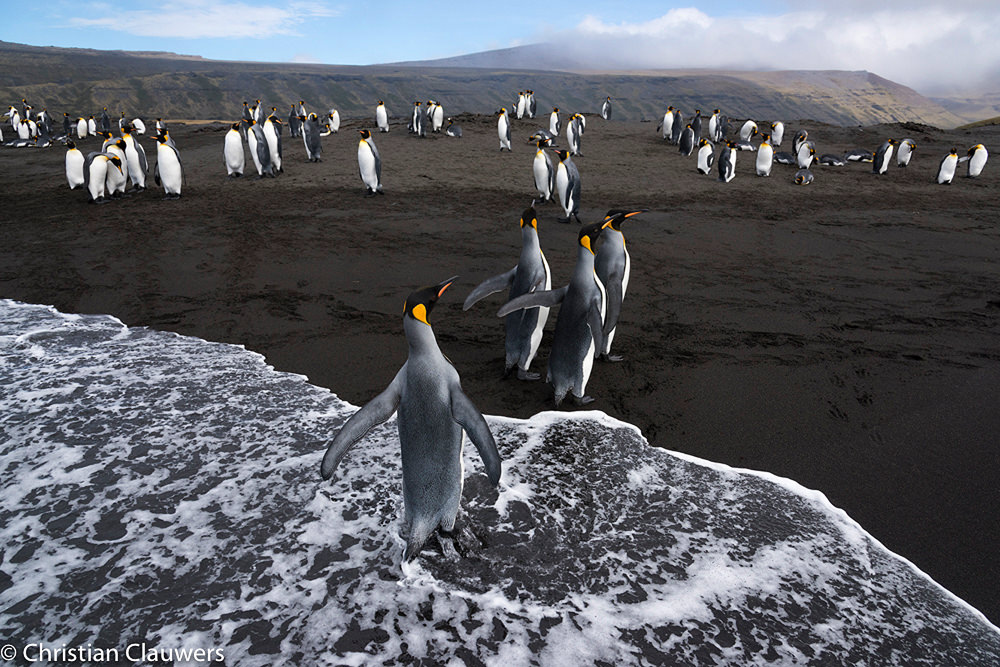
[1,298,997,666]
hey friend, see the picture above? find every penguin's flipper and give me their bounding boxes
[463,268,516,310]
[497,285,568,317]
[587,301,604,355]
[602,273,623,339]
[451,390,501,485]
[320,369,403,480]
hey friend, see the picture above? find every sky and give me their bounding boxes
[2,1,998,93]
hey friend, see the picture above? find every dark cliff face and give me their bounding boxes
[0,40,965,127]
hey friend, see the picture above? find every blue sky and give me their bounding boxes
[2,1,997,92]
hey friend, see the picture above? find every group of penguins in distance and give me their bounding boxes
[322,200,642,561]
[652,107,989,184]
[5,101,184,201]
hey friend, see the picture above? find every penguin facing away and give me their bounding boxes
[83,152,111,203]
[553,149,582,223]
[678,124,695,156]
[497,220,612,406]
[718,141,737,182]
[464,203,552,380]
[358,129,383,196]
[873,139,897,175]
[595,209,646,361]
[320,277,501,562]
[303,113,322,162]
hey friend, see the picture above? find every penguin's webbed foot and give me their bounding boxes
[572,394,595,406]
[434,532,460,561]
[363,189,376,198]
[517,368,540,381]
[556,217,570,224]
[600,353,624,363]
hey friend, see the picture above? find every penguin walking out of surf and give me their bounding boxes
[696,138,715,175]
[320,277,501,563]
[154,133,184,198]
[718,141,737,182]
[873,139,897,175]
[497,219,613,406]
[595,209,646,362]
[554,150,581,223]
[532,140,556,202]
[601,96,612,120]
[498,108,512,151]
[224,122,245,177]
[464,203,552,380]
[358,129,383,196]
[376,101,389,132]
[896,138,916,167]
[966,144,988,177]
[937,148,959,184]
[65,140,85,189]
[303,113,323,162]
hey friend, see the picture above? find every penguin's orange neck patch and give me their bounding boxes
[412,303,429,325]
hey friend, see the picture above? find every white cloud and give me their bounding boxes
[559,6,1000,92]
[68,0,339,39]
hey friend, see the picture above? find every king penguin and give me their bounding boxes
[549,107,561,136]
[554,149,581,223]
[224,122,245,177]
[739,120,758,142]
[303,113,322,162]
[601,96,612,120]
[104,139,129,197]
[872,139,897,175]
[937,148,959,184]
[678,124,695,156]
[83,152,112,203]
[121,123,148,191]
[376,101,390,133]
[966,144,988,178]
[65,140,85,189]
[896,138,916,167]
[690,109,702,139]
[358,129,383,196]
[464,203,552,380]
[497,219,612,406]
[595,209,646,362]
[567,113,584,156]
[498,108,512,151]
[670,108,684,145]
[756,134,773,176]
[532,140,556,202]
[770,121,785,147]
[718,141,737,182]
[154,133,184,198]
[696,138,715,175]
[288,104,301,138]
[249,119,275,178]
[263,115,283,173]
[320,277,501,562]
[658,106,675,141]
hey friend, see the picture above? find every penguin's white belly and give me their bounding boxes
[66,151,84,188]
[533,154,551,198]
[527,253,552,365]
[580,273,607,393]
[756,146,773,175]
[358,142,378,188]
[224,132,244,174]
[969,150,987,177]
[157,145,183,194]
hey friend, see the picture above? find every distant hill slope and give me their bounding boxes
[0,40,966,128]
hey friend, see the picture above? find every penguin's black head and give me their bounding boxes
[668,106,675,111]
[602,209,646,231]
[968,145,980,155]
[520,204,539,230]
[66,140,76,149]
[578,221,609,254]
[359,129,371,139]
[156,134,168,144]
[553,107,559,112]
[108,155,122,170]
[231,121,240,130]
[115,139,126,149]
[715,109,720,114]
[63,112,69,117]
[378,100,383,105]
[403,276,458,326]
[555,149,569,161]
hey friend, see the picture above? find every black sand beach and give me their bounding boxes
[1,115,998,624]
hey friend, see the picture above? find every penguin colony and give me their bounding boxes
[7,92,992,561]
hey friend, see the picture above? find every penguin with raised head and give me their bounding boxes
[896,138,916,167]
[678,124,695,156]
[62,112,71,138]
[936,148,959,184]
[657,106,675,141]
[429,101,444,133]
[966,144,988,177]
[532,140,555,202]
[465,204,552,380]
[224,122,245,176]
[358,129,383,196]
[718,141,737,182]
[498,219,612,406]
[321,277,501,562]
[554,149,581,223]
[296,100,306,118]
[756,133,773,176]
[303,113,322,162]
[99,107,111,133]
[263,115,283,172]
[498,108,512,151]
[670,108,684,144]
[601,96,612,120]
[83,152,112,202]
[707,109,720,142]
[376,101,389,132]
[154,133,184,198]
[770,121,784,147]
[516,92,527,119]
[65,140,85,189]
[595,209,645,362]
[696,138,715,174]
[872,139,897,175]
[549,107,561,136]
